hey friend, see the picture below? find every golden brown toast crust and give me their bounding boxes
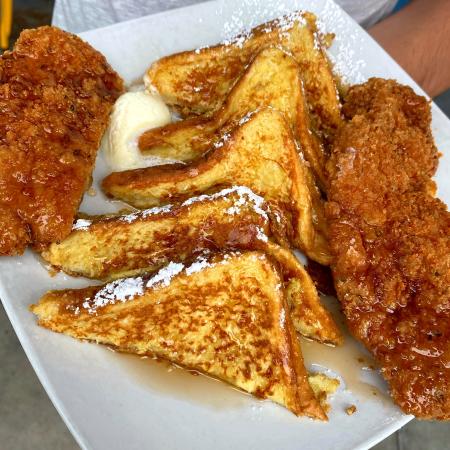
[41,188,342,345]
[0,26,124,255]
[147,11,341,141]
[265,242,342,346]
[103,108,331,265]
[31,251,326,419]
[140,47,327,188]
[42,187,286,280]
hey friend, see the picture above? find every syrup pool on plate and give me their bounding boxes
[112,295,391,410]
[301,296,391,405]
[112,350,252,410]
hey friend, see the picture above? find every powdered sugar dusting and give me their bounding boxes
[217,5,307,48]
[72,218,92,231]
[72,205,174,231]
[313,31,321,51]
[317,0,366,84]
[182,186,269,221]
[82,277,145,314]
[81,263,183,314]
[274,10,306,33]
[142,204,173,216]
[146,261,184,289]
[185,255,213,275]
[213,132,231,149]
[72,187,268,232]
[238,110,257,126]
[226,205,241,215]
[80,253,235,314]
[213,0,367,85]
[119,204,173,224]
[279,306,286,328]
[256,226,268,242]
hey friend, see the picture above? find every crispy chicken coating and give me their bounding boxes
[0,27,123,255]
[326,78,450,419]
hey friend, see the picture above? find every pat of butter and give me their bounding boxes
[103,89,173,171]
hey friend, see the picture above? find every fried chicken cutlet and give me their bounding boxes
[326,78,450,419]
[0,27,123,255]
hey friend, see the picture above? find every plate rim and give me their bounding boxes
[4,0,446,448]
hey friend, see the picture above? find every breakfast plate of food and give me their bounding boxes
[0,0,449,449]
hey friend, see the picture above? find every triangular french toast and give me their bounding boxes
[102,108,331,265]
[140,47,327,187]
[31,251,327,420]
[41,187,342,345]
[146,11,341,141]
[42,186,286,280]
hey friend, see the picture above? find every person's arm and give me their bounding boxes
[369,0,450,97]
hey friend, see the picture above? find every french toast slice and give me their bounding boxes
[41,187,342,345]
[146,11,341,141]
[140,47,327,188]
[103,108,331,265]
[31,251,326,420]
[266,243,342,346]
[42,187,285,280]
[308,373,340,414]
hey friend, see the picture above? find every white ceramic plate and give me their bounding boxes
[1,1,449,449]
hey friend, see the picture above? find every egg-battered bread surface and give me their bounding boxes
[0,26,123,255]
[103,108,331,265]
[140,47,328,188]
[31,251,326,420]
[326,78,450,419]
[41,187,342,345]
[146,11,341,141]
